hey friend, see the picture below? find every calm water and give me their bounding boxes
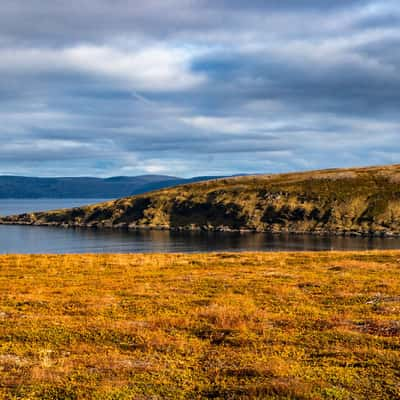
[0,198,109,217]
[1,199,400,254]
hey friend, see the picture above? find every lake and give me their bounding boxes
[0,198,109,217]
[1,199,400,254]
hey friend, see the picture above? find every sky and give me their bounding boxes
[1,0,399,177]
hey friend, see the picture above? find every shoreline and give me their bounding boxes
[1,219,399,238]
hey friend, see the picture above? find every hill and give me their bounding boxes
[0,175,221,199]
[2,165,400,236]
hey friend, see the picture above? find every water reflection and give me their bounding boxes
[1,198,400,254]
[1,225,400,254]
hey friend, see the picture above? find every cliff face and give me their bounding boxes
[2,165,400,236]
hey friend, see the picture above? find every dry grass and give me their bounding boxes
[4,163,400,235]
[0,252,399,399]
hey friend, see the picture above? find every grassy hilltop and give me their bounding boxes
[2,164,400,235]
[1,252,399,399]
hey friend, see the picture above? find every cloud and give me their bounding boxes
[0,45,205,91]
[0,0,399,177]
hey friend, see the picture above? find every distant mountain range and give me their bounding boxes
[2,164,400,236]
[0,175,223,199]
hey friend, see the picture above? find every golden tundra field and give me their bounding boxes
[0,252,399,399]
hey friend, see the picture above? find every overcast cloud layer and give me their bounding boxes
[1,0,399,177]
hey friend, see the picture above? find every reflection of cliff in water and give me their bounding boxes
[1,225,400,254]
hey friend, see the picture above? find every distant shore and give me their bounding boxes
[2,164,400,238]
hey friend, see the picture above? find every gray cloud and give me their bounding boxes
[0,0,399,177]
